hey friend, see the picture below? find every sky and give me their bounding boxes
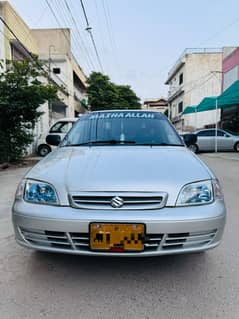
[7,0,239,101]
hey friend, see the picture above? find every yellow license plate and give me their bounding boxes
[90,223,145,252]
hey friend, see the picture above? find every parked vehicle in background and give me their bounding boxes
[36,118,78,156]
[191,129,239,153]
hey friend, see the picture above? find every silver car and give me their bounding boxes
[12,111,226,257]
[192,128,239,153]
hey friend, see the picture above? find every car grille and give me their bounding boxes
[70,192,168,210]
[19,227,217,253]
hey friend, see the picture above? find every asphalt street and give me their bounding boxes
[0,154,239,319]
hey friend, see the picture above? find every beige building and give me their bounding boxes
[165,48,223,131]
[0,1,87,152]
[143,97,168,113]
[31,28,88,120]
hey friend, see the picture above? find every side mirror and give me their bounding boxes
[46,134,61,146]
[183,133,197,147]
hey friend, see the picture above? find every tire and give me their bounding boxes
[234,142,239,152]
[37,144,51,157]
[188,144,199,153]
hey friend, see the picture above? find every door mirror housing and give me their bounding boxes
[183,133,197,147]
[46,134,61,146]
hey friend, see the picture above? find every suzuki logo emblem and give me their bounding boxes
[110,196,124,208]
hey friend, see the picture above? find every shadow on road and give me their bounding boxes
[27,250,211,287]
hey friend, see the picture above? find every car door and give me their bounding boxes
[217,130,234,151]
[196,130,215,151]
[49,121,74,141]
[220,130,235,151]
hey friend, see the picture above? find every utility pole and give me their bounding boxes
[211,70,224,153]
[48,45,55,125]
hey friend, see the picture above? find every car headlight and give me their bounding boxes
[176,180,214,206]
[22,179,59,205]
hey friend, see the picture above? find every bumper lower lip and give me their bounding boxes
[15,237,222,257]
[12,199,226,257]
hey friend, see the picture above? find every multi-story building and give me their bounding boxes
[165,48,223,131]
[143,97,168,113]
[31,28,87,121]
[0,1,87,152]
[221,47,239,131]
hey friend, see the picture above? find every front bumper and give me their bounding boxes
[12,199,226,257]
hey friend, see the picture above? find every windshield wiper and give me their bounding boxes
[136,143,184,146]
[64,139,136,146]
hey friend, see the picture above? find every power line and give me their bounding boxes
[2,7,75,93]
[198,17,239,47]
[101,0,119,73]
[46,0,97,74]
[61,0,96,71]
[45,0,94,80]
[45,0,69,45]
[14,2,48,46]
[79,0,104,73]
[0,16,69,93]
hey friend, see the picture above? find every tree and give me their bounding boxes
[87,72,141,111]
[0,59,58,163]
[116,85,141,109]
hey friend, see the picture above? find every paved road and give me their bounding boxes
[0,155,239,319]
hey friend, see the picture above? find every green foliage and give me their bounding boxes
[0,58,58,163]
[87,72,141,111]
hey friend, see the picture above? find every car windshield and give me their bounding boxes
[61,111,183,147]
[224,129,239,136]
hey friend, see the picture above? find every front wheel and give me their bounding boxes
[37,144,51,157]
[188,144,199,153]
[234,142,239,152]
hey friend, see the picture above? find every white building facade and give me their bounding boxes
[165,48,223,131]
[0,2,87,154]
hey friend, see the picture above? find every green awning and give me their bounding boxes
[195,80,239,113]
[218,80,239,108]
[182,105,197,115]
[197,97,218,112]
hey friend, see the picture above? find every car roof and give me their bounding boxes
[90,110,158,113]
[194,128,224,133]
[54,117,79,122]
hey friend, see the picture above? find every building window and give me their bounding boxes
[178,101,183,113]
[10,42,28,61]
[179,73,183,85]
[53,67,61,74]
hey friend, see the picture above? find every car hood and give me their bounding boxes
[27,146,214,206]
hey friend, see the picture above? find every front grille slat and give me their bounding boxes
[70,192,167,210]
[162,230,217,250]
[183,239,212,246]
[19,227,217,253]
[24,236,71,246]
[23,232,67,240]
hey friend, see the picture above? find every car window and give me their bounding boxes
[217,130,225,137]
[197,130,227,137]
[50,121,72,133]
[224,129,239,136]
[197,130,213,137]
[62,111,183,146]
